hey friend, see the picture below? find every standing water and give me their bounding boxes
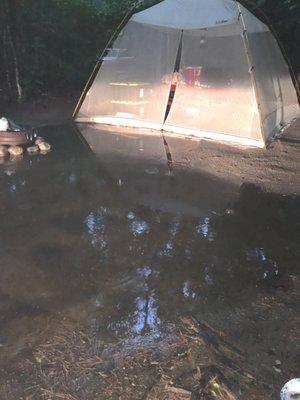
[0,124,299,399]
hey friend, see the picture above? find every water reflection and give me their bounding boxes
[112,291,160,335]
[85,209,108,250]
[106,265,161,338]
[131,219,149,235]
[0,123,299,349]
[247,247,267,262]
[196,216,215,241]
[182,281,197,300]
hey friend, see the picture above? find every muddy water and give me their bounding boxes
[0,124,299,398]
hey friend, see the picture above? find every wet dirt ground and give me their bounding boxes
[0,103,299,399]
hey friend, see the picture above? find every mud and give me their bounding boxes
[0,100,299,399]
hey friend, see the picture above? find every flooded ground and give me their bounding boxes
[0,123,299,399]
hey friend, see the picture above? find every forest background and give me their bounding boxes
[0,0,299,105]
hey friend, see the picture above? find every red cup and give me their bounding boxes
[182,66,202,86]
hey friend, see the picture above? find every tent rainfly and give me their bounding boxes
[75,0,300,148]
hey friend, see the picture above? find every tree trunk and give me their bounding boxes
[0,0,23,102]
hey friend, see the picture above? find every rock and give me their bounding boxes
[38,142,51,152]
[8,145,23,156]
[27,145,39,154]
[0,145,8,157]
[35,137,45,146]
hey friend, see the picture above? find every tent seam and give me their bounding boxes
[236,2,265,141]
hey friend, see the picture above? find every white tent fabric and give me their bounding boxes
[78,21,182,130]
[76,0,300,147]
[132,0,238,30]
[240,5,299,139]
[164,23,261,143]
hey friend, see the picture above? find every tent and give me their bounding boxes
[74,0,300,148]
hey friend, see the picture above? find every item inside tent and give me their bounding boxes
[74,0,300,148]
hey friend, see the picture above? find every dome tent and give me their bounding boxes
[75,0,300,148]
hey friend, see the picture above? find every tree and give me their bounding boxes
[0,0,299,103]
[242,0,300,73]
[0,0,23,102]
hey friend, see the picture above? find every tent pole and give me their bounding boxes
[72,0,144,119]
[237,2,265,141]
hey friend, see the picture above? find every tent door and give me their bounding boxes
[163,31,184,122]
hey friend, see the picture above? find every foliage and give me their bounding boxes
[0,0,299,102]
[18,0,108,97]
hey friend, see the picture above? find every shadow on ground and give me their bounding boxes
[0,123,299,399]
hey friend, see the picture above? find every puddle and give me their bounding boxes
[0,123,299,399]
